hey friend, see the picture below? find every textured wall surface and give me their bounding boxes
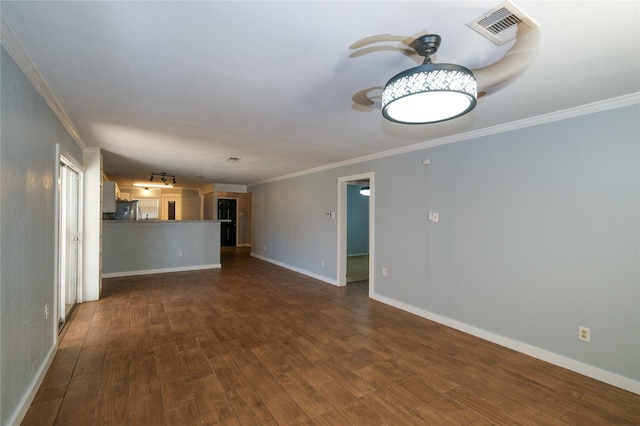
[250,104,640,386]
[102,221,221,274]
[1,45,82,425]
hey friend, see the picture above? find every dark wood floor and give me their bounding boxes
[23,247,640,425]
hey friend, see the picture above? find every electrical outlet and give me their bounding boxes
[321,260,325,267]
[44,303,49,320]
[263,245,267,251]
[382,267,387,276]
[579,326,590,342]
[432,212,439,222]
[179,250,183,258]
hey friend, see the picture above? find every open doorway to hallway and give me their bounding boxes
[337,172,374,296]
[346,180,370,286]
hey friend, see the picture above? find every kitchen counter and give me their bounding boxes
[102,220,222,277]
[102,219,229,223]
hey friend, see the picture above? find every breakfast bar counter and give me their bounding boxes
[102,220,222,277]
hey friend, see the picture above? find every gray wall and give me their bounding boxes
[1,46,83,425]
[102,221,221,275]
[250,104,639,386]
[347,185,369,255]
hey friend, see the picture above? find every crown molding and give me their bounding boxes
[1,15,86,150]
[251,92,640,186]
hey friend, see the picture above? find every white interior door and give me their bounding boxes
[59,161,82,327]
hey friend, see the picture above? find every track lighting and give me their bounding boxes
[147,172,177,186]
[135,172,177,189]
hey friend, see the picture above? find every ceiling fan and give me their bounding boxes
[350,1,540,114]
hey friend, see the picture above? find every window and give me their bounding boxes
[136,198,159,219]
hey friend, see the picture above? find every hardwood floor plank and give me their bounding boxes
[198,332,228,359]
[180,347,214,380]
[155,341,187,385]
[359,390,426,425]
[278,370,335,418]
[225,387,277,425]
[208,354,255,395]
[22,248,640,425]
[309,408,352,425]
[317,360,375,399]
[164,405,204,426]
[129,391,166,426]
[446,385,525,425]
[129,357,160,398]
[20,398,62,426]
[336,400,388,425]
[190,374,235,424]
[101,350,130,386]
[159,379,196,412]
[424,393,482,424]
[315,380,362,410]
[355,365,423,411]
[240,362,311,424]
[73,344,106,377]
[52,338,83,366]
[93,379,129,425]
[497,397,566,425]
[288,336,332,363]
[31,362,74,404]
[54,371,101,424]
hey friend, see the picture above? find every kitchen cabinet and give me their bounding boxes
[102,181,119,212]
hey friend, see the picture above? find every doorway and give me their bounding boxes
[58,157,83,328]
[346,181,370,284]
[162,194,182,220]
[218,198,237,246]
[337,172,374,296]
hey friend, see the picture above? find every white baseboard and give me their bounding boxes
[250,252,338,286]
[371,292,640,395]
[9,342,57,426]
[102,263,221,278]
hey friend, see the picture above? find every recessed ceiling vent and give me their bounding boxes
[466,1,539,45]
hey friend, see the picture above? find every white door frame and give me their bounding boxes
[56,145,84,333]
[161,194,182,220]
[337,172,374,296]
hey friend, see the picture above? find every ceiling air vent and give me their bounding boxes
[466,1,539,45]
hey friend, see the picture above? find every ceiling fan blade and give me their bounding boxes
[349,45,417,59]
[472,29,541,95]
[352,86,383,111]
[349,34,415,49]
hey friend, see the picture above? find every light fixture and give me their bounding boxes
[382,34,477,124]
[147,172,177,185]
[360,186,370,196]
[133,182,173,189]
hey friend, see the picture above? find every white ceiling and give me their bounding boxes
[2,1,639,188]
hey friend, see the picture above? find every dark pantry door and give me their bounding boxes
[218,199,237,246]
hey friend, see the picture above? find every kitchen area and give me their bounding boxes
[100,181,249,278]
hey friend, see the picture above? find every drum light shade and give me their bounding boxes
[382,63,477,124]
